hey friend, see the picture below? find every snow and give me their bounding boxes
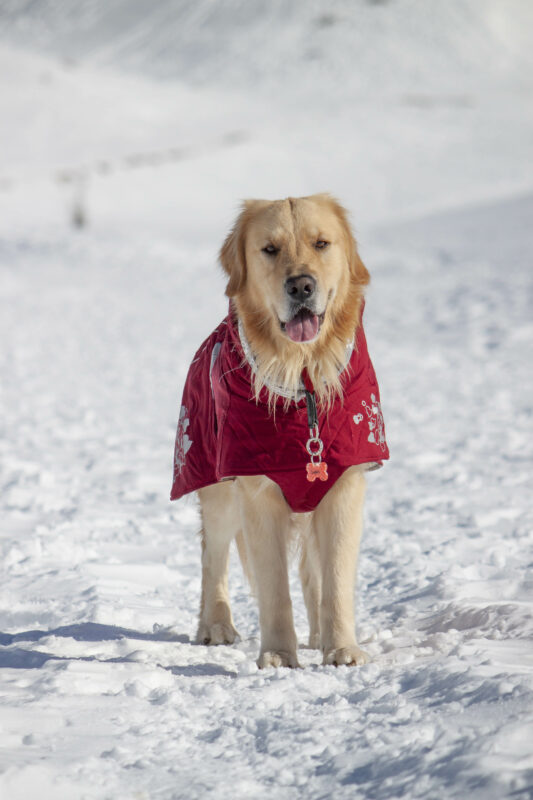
[1,2,533,798]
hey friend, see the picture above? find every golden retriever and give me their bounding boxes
[190,194,384,668]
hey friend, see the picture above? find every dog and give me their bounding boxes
[171,194,389,667]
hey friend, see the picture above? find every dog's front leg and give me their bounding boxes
[197,482,239,645]
[313,466,369,666]
[236,476,300,668]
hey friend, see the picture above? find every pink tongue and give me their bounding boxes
[285,311,319,342]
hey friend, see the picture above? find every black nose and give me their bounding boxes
[285,274,316,304]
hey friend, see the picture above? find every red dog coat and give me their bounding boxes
[170,305,389,513]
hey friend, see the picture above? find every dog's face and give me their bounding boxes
[220,194,369,349]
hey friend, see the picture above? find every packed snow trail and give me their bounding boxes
[1,191,532,799]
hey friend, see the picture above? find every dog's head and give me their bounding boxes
[220,194,370,403]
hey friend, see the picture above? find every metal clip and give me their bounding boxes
[304,388,328,482]
[305,424,328,482]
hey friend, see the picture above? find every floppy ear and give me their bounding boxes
[351,247,370,287]
[326,195,370,287]
[219,203,251,298]
[220,199,269,297]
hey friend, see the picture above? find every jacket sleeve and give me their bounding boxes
[170,328,222,501]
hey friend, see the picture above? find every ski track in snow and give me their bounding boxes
[1,3,533,799]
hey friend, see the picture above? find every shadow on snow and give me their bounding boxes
[0,622,239,676]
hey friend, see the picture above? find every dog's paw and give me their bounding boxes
[257,650,300,669]
[197,621,239,646]
[323,645,369,667]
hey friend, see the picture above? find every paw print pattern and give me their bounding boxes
[175,405,193,474]
[354,394,387,452]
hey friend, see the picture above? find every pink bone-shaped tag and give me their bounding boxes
[306,461,329,482]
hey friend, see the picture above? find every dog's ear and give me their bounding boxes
[219,202,255,297]
[350,245,370,287]
[324,195,370,287]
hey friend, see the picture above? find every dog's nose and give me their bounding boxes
[285,274,316,303]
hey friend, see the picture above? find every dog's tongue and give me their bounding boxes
[285,309,319,342]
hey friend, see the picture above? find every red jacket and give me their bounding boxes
[170,307,388,513]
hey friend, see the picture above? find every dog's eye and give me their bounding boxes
[315,240,329,250]
[262,244,279,256]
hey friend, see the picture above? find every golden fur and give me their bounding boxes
[219,193,369,408]
[196,194,373,668]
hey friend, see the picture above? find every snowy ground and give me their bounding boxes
[1,3,533,798]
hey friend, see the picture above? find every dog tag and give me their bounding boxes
[304,381,328,483]
[306,461,329,482]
